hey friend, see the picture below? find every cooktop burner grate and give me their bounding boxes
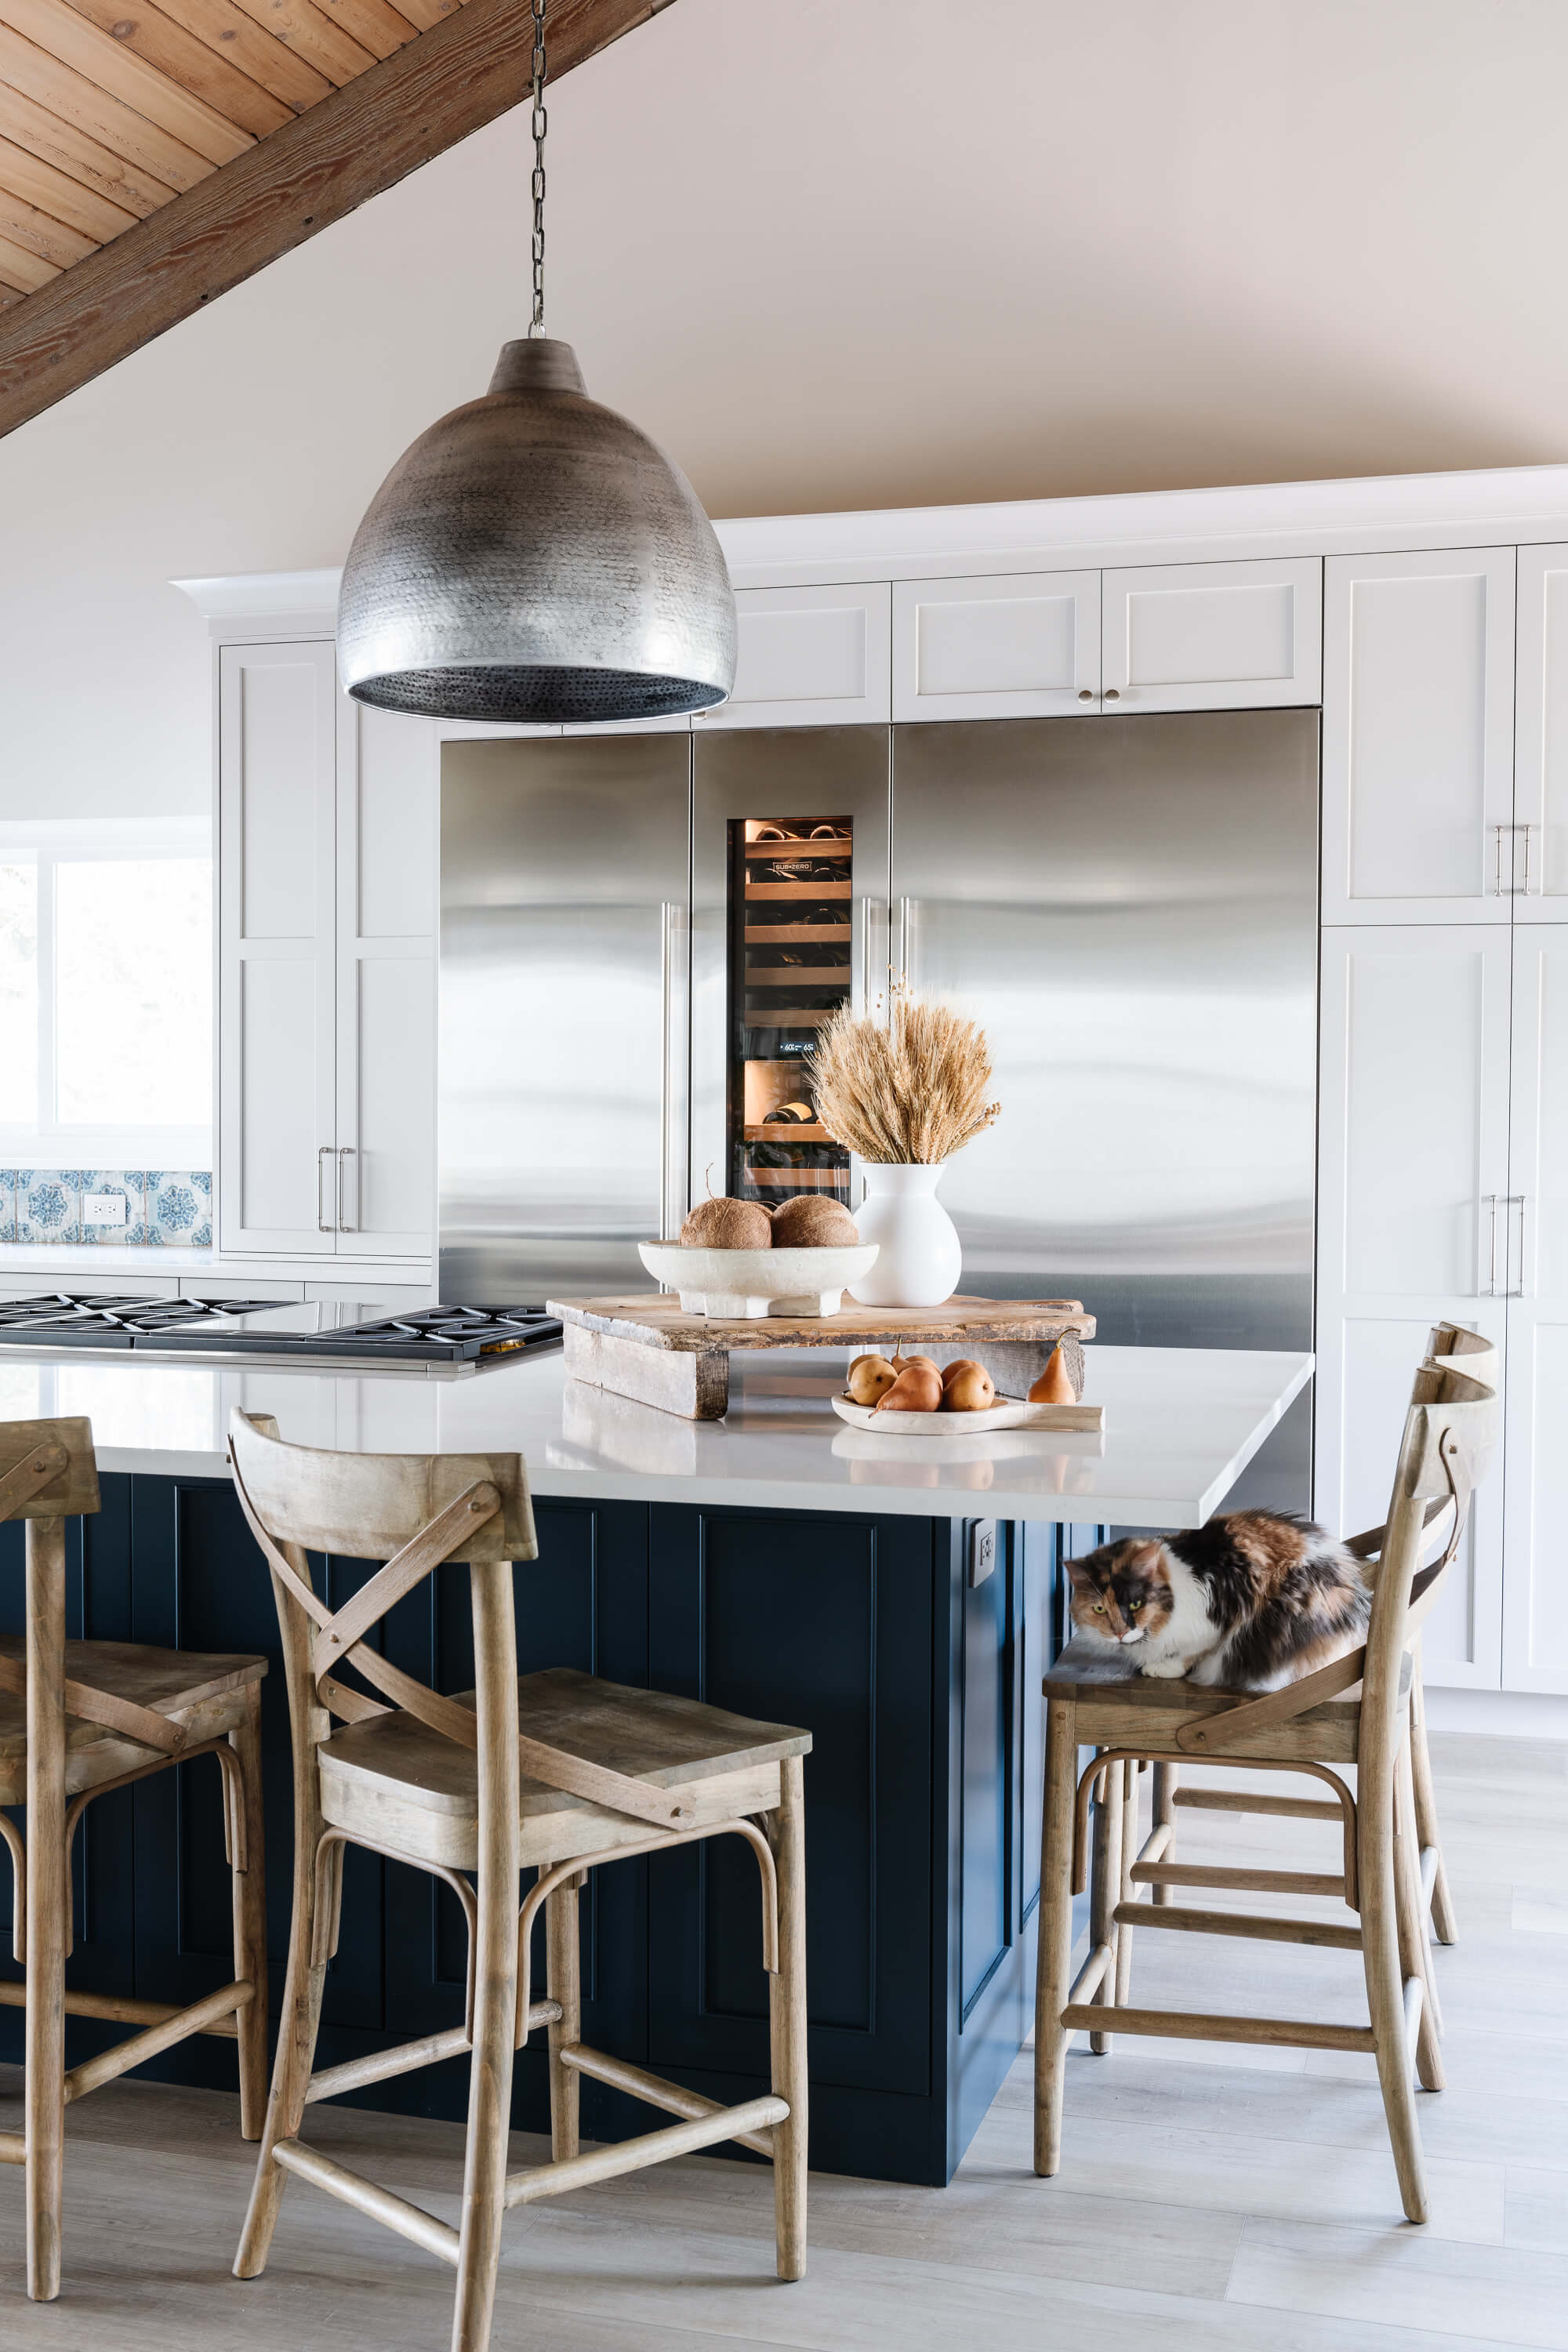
[0,1295,562,1366]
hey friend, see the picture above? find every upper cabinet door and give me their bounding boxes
[333,700,437,1260]
[891,571,1100,720]
[1100,557,1321,713]
[1513,544,1568,920]
[217,641,338,1254]
[1322,549,1516,924]
[697,583,891,728]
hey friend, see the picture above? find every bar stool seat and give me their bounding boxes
[318,1664,808,1870]
[1034,1647,1382,1764]
[0,1636,266,1801]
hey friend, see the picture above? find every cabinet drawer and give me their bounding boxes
[1102,557,1321,712]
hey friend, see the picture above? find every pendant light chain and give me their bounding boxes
[529,0,547,336]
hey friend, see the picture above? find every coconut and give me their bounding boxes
[770,1195,859,1247]
[679,1197,774,1249]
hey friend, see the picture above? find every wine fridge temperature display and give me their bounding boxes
[727,815,853,1208]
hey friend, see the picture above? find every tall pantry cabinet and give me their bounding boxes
[217,637,437,1260]
[1316,546,1568,1693]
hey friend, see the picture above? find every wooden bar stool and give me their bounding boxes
[1127,1322,1479,1992]
[1033,1330,1497,2223]
[0,1417,268,2299]
[227,1408,810,2352]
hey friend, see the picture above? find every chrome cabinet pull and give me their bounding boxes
[1509,1192,1528,1296]
[1523,822,1535,895]
[1493,823,1505,895]
[317,1146,334,1234]
[336,1146,356,1233]
[1483,1192,1500,1294]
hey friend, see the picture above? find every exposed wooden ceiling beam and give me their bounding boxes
[0,0,673,441]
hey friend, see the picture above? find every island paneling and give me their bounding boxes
[0,1474,1097,2186]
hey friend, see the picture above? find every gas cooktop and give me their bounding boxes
[0,1295,561,1376]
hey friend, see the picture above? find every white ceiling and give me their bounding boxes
[5,0,1568,818]
[540,0,1568,516]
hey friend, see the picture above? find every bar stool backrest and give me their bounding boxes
[0,1420,99,1526]
[1356,1338,1500,1771]
[228,1410,695,1834]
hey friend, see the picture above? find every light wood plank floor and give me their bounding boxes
[0,1730,1563,2350]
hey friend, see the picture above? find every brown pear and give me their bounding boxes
[891,1352,938,1375]
[1029,1345,1077,1404]
[942,1360,996,1412]
[846,1352,898,1406]
[875,1362,943,1413]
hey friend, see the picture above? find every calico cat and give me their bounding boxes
[1065,1511,1370,1692]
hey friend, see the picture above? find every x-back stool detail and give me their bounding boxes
[228,1408,811,2352]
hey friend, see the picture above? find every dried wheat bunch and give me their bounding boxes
[807,985,1001,1163]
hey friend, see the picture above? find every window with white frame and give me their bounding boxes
[0,818,212,1167]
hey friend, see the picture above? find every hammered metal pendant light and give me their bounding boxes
[338,0,735,724]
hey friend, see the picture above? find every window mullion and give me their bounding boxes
[36,852,57,1135]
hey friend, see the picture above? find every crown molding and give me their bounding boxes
[172,461,1568,628]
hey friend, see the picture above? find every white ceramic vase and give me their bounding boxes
[847,1163,961,1307]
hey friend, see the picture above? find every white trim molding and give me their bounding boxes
[172,464,1568,620]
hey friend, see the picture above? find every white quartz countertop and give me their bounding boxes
[0,1343,1312,1527]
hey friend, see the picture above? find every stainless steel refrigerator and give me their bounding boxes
[440,711,1319,1506]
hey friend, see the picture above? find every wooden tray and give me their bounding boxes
[548,1294,1096,1421]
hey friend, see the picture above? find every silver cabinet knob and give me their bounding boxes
[1104,687,1121,701]
[1077,688,1094,702]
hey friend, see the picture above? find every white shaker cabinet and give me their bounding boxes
[334,699,437,1258]
[1322,548,1516,924]
[891,570,1100,719]
[1501,928,1568,1692]
[218,641,338,1254]
[698,583,891,728]
[1100,557,1321,713]
[218,641,434,1260]
[1513,544,1568,918]
[1316,924,1510,1686]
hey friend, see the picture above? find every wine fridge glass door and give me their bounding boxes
[691,727,891,1227]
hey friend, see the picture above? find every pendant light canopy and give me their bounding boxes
[336,1,735,725]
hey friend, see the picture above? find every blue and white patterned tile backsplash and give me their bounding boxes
[0,1171,212,1248]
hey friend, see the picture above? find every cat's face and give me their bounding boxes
[1067,1539,1176,1646]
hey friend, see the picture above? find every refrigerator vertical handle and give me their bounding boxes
[858,898,889,1017]
[661,901,689,1243]
[896,896,916,989]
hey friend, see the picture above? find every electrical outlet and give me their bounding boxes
[967,1518,997,1588]
[82,1192,127,1228]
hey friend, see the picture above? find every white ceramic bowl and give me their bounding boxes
[637,1240,880,1319]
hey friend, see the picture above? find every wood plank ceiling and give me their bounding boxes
[0,0,669,435]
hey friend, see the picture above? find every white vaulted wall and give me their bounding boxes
[2,0,1568,818]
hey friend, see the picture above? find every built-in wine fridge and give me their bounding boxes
[691,725,891,1223]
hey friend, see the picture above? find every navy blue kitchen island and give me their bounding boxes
[0,1340,1309,2183]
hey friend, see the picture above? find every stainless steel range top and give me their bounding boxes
[0,1295,562,1376]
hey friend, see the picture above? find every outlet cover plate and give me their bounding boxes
[82,1193,128,1227]
[967,1518,997,1588]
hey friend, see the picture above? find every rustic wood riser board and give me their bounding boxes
[548,1294,1096,1421]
